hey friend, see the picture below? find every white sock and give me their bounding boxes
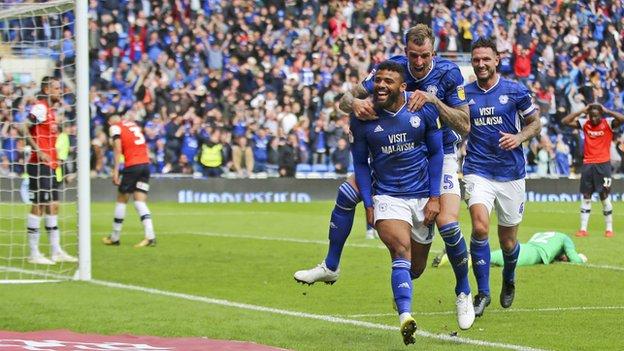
[111,202,127,241]
[45,215,61,255]
[580,198,591,231]
[134,201,155,240]
[602,197,613,232]
[399,312,412,325]
[27,214,41,257]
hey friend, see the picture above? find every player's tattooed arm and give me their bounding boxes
[339,84,376,119]
[499,111,541,150]
[435,101,470,137]
[561,105,589,129]
[408,93,470,136]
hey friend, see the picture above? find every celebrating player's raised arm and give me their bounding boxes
[411,93,470,137]
[339,84,376,118]
[407,68,470,137]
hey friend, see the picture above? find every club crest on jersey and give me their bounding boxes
[499,95,509,105]
[426,85,438,96]
[457,86,466,101]
[410,116,421,128]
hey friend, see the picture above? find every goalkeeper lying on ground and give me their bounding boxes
[433,232,587,267]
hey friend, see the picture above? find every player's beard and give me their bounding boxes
[374,88,401,110]
[476,65,496,85]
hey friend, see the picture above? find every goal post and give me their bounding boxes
[0,0,90,282]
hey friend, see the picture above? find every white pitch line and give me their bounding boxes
[87,279,549,351]
[344,306,624,318]
[580,263,624,272]
[174,231,624,271]
[180,231,387,249]
[0,266,548,351]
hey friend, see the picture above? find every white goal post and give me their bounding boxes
[0,0,90,282]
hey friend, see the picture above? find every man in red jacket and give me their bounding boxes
[513,38,538,85]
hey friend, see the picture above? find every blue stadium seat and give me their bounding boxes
[312,164,329,172]
[296,164,312,173]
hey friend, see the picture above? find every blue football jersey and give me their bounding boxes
[350,92,443,208]
[362,55,467,155]
[462,77,538,181]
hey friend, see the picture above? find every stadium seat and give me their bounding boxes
[312,164,329,172]
[296,164,312,173]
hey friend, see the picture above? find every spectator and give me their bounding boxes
[252,127,270,173]
[0,0,622,178]
[331,138,350,175]
[170,154,193,175]
[231,136,254,178]
[309,117,328,165]
[278,134,301,177]
[198,129,223,178]
[267,136,280,173]
[513,39,538,85]
[555,134,571,176]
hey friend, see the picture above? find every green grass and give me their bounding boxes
[1,201,623,350]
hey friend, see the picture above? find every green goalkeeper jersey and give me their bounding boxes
[491,232,584,266]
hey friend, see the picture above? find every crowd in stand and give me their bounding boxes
[1,0,624,178]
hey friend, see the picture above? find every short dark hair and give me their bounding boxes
[471,37,498,54]
[38,76,59,99]
[376,60,406,82]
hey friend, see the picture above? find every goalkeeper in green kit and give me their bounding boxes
[434,232,587,267]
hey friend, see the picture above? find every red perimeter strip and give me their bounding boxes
[0,330,290,351]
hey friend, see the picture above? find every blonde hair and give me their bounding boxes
[404,24,434,46]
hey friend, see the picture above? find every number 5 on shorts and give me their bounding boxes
[443,174,453,190]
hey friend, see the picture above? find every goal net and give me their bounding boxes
[0,0,90,283]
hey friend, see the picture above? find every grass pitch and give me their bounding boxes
[0,201,623,350]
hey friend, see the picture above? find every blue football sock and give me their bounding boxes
[439,222,470,295]
[324,182,360,271]
[502,242,520,283]
[391,258,413,315]
[470,237,491,296]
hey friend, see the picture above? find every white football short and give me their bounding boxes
[463,174,526,227]
[373,195,435,244]
[441,154,461,197]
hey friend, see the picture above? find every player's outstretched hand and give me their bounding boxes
[498,131,522,150]
[365,206,375,227]
[407,91,435,112]
[353,98,377,120]
[423,197,440,227]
